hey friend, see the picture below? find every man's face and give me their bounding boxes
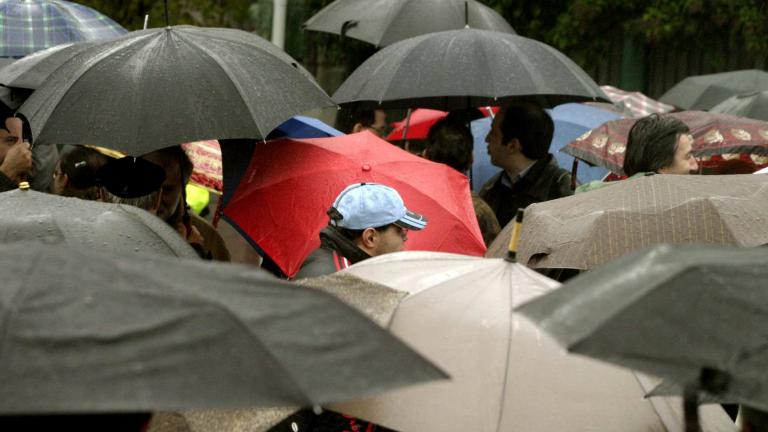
[485,110,506,167]
[658,133,698,175]
[0,118,21,162]
[143,153,183,222]
[371,224,408,256]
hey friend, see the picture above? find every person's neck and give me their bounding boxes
[502,154,537,179]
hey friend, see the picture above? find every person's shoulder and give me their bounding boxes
[478,172,503,196]
[294,246,335,279]
[0,171,16,192]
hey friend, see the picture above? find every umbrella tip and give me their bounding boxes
[505,208,524,263]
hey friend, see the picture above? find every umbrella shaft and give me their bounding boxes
[683,385,701,432]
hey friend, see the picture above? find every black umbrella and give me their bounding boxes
[0,241,445,414]
[303,0,515,47]
[659,69,768,110]
[0,189,197,258]
[332,29,608,110]
[18,26,335,156]
[518,244,768,431]
[710,90,768,121]
[0,41,95,91]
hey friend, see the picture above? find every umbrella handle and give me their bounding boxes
[505,209,524,262]
[683,383,701,432]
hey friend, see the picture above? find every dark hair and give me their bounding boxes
[498,102,554,160]
[425,117,473,173]
[56,147,111,200]
[623,114,690,176]
[336,108,375,134]
[742,405,768,431]
[336,224,392,242]
[143,146,194,183]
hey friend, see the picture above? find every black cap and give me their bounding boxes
[98,156,166,198]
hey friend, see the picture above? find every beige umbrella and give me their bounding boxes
[323,251,735,432]
[510,174,768,269]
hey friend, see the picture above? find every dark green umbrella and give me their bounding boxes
[18,26,335,156]
[0,189,197,258]
[659,69,768,110]
[303,0,515,47]
[710,91,768,122]
[518,244,768,431]
[0,241,445,414]
[332,29,608,110]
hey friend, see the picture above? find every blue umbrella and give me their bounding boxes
[0,0,126,58]
[268,115,343,139]
[470,103,620,192]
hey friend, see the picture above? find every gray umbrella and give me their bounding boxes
[332,29,608,110]
[0,189,197,258]
[303,0,515,47]
[0,42,95,91]
[659,69,768,110]
[18,26,335,156]
[710,90,768,121]
[517,244,768,429]
[0,241,445,414]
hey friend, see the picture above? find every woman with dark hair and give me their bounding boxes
[51,146,111,200]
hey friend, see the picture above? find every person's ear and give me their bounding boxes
[96,186,106,202]
[352,123,366,134]
[505,138,521,154]
[421,147,428,158]
[150,192,163,215]
[359,227,378,249]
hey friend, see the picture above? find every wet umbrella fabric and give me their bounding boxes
[303,0,515,47]
[18,26,335,156]
[332,29,608,111]
[0,41,93,90]
[0,0,125,58]
[514,174,768,270]
[310,252,735,432]
[562,111,768,175]
[517,243,768,413]
[599,85,674,118]
[0,189,197,258]
[0,241,445,414]
[223,132,486,278]
[659,69,768,110]
[710,91,768,122]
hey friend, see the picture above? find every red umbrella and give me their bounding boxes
[386,107,497,141]
[223,131,486,277]
[562,111,768,174]
[386,109,447,141]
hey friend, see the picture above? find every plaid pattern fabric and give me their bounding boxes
[600,85,674,118]
[0,0,126,58]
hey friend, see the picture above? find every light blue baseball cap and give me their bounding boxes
[328,183,427,231]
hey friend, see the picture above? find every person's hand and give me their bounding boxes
[0,140,32,182]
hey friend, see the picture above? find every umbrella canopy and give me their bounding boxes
[303,0,515,47]
[562,111,768,175]
[515,174,768,270]
[600,85,674,118]
[385,108,447,141]
[0,41,93,90]
[223,131,486,277]
[710,90,768,121]
[0,0,125,58]
[307,252,734,432]
[0,189,197,258]
[0,241,445,414]
[332,29,608,111]
[659,69,768,110]
[18,25,335,155]
[518,243,768,413]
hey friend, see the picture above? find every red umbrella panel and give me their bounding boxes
[562,111,768,175]
[386,109,447,141]
[223,131,486,277]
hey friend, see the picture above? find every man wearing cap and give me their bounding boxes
[295,182,427,279]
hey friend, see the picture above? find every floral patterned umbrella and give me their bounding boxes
[182,140,222,194]
[562,111,768,175]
